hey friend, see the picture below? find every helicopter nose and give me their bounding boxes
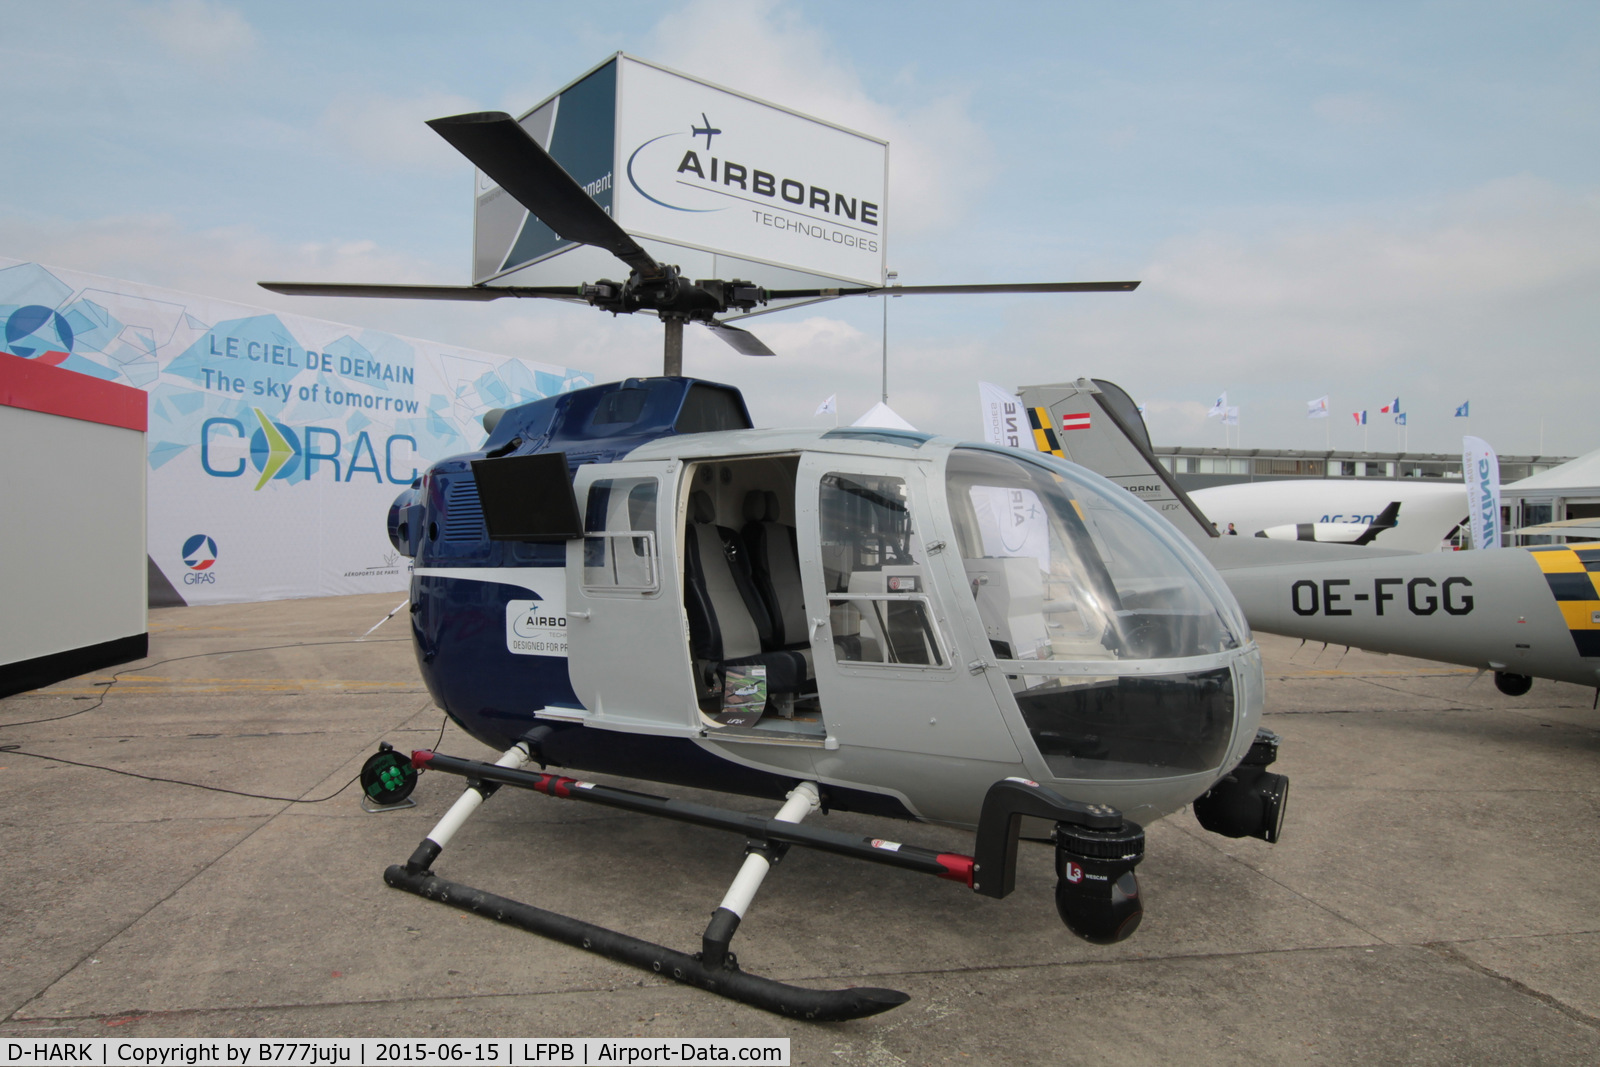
[388,483,423,557]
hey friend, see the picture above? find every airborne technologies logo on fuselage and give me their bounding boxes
[626,114,881,254]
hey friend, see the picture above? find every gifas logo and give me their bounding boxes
[182,534,219,584]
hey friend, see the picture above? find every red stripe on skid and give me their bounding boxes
[533,774,578,797]
[936,853,976,887]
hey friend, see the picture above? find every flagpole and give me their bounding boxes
[881,269,896,404]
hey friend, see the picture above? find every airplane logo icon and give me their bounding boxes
[691,113,721,150]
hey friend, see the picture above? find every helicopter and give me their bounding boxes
[262,108,1289,1021]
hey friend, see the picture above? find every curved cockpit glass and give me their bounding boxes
[945,447,1248,779]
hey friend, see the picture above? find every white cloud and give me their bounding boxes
[133,0,256,67]
[0,213,439,308]
[988,176,1600,453]
[648,0,994,236]
[1145,176,1600,314]
[320,91,486,171]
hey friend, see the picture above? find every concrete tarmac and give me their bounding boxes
[2,591,1599,1064]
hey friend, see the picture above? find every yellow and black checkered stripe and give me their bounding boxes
[1027,406,1064,457]
[1530,545,1600,656]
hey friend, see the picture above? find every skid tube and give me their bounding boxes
[386,745,1127,1021]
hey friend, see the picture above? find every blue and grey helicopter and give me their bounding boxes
[262,111,1287,1021]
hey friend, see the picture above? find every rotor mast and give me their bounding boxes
[663,318,684,377]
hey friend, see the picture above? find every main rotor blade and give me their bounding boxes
[427,111,660,278]
[259,282,587,303]
[704,320,775,356]
[763,280,1141,299]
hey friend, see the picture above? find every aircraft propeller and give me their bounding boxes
[261,110,1141,374]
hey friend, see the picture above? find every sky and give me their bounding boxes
[3,0,1597,456]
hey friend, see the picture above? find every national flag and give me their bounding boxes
[814,394,837,416]
[1395,412,1407,426]
[1353,411,1367,425]
[1455,401,1470,417]
[1206,392,1227,419]
[1061,412,1092,431]
[1381,397,1400,414]
[1222,406,1239,426]
[1307,396,1329,419]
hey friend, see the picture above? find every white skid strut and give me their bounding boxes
[406,742,532,869]
[701,782,821,968]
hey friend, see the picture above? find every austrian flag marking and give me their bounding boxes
[1061,412,1092,432]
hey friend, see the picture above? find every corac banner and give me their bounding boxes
[475,53,889,290]
[0,259,591,606]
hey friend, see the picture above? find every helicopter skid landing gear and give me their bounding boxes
[382,745,1142,1020]
[385,745,910,1020]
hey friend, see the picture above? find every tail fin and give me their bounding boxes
[1015,379,1217,543]
[1353,501,1402,545]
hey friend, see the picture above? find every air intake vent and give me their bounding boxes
[442,479,486,541]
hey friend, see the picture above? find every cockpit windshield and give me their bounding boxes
[945,448,1240,662]
[945,447,1246,780]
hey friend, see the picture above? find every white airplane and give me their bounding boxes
[1253,500,1400,546]
[1191,480,1467,553]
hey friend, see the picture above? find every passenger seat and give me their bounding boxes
[742,490,807,649]
[682,490,807,709]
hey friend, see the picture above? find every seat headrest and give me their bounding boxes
[691,490,717,524]
[742,489,782,522]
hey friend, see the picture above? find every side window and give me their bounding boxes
[819,473,946,667]
[582,477,659,594]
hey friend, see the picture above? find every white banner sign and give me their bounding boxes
[974,382,1050,570]
[1463,434,1503,550]
[978,380,1037,452]
[0,259,591,605]
[615,57,886,284]
[476,54,888,288]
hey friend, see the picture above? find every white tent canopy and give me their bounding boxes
[1505,446,1600,492]
[851,402,917,431]
[1502,444,1600,541]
